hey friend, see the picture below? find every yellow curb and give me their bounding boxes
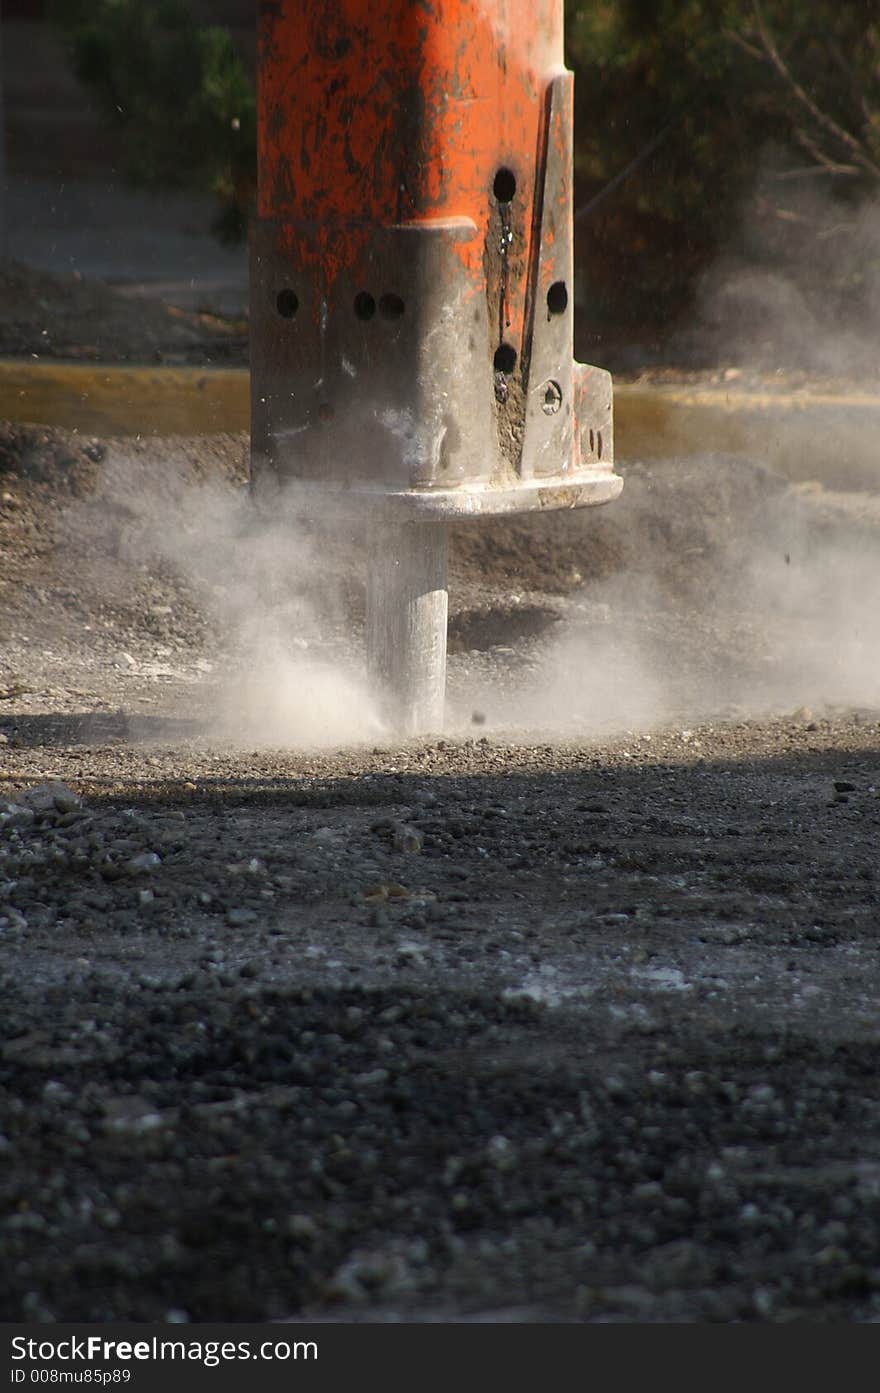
[0,360,250,437]
[615,383,880,487]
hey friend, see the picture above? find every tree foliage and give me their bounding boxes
[50,0,256,243]
[566,0,880,343]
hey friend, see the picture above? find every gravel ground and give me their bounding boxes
[1,247,880,1314]
[2,394,880,1321]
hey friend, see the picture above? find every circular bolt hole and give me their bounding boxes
[492,167,517,203]
[276,288,299,318]
[354,292,376,321]
[547,281,568,316]
[379,292,405,321]
[493,343,517,374]
[541,381,562,415]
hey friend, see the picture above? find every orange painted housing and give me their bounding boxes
[251,0,618,516]
[258,0,563,352]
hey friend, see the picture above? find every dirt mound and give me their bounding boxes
[0,420,105,494]
[8,420,865,742]
[0,423,795,643]
[449,453,792,606]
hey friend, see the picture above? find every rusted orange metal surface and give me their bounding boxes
[259,0,562,347]
[251,0,619,516]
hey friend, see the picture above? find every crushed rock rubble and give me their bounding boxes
[1,750,880,1322]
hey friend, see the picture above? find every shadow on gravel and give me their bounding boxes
[4,719,880,814]
[1,973,879,1323]
[3,733,880,1320]
[447,604,562,653]
[0,711,205,748]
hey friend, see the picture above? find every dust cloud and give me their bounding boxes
[159,488,381,750]
[67,174,880,751]
[683,163,880,379]
[455,176,880,741]
[81,447,383,750]
[463,487,880,739]
[96,448,880,754]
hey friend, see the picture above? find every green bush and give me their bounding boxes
[567,1,880,347]
[51,0,256,243]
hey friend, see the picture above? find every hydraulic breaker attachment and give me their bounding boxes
[251,0,621,733]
